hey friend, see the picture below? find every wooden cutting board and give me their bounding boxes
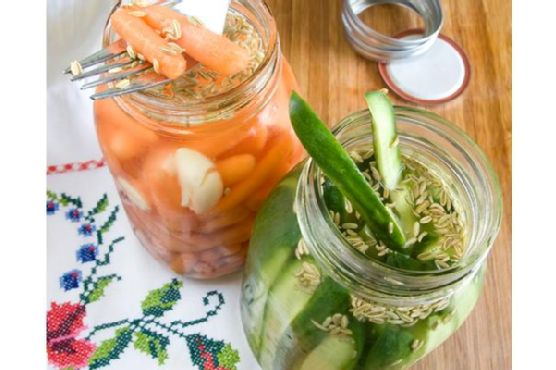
[266,0,512,369]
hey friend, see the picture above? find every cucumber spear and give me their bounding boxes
[365,89,403,190]
[289,92,406,251]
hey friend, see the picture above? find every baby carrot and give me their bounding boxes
[197,206,251,234]
[223,123,269,157]
[111,9,186,79]
[213,133,293,213]
[142,5,250,76]
[216,154,257,186]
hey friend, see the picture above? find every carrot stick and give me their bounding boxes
[111,9,186,79]
[222,123,268,158]
[213,132,293,213]
[216,154,256,186]
[197,207,252,234]
[142,5,250,76]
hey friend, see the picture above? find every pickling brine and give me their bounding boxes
[94,0,304,279]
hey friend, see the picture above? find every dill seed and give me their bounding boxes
[108,67,122,74]
[388,222,394,234]
[115,78,131,89]
[126,45,136,59]
[345,199,353,213]
[417,232,428,242]
[172,20,182,39]
[137,53,145,61]
[152,58,160,74]
[419,216,432,224]
[70,61,83,76]
[342,223,358,230]
[413,222,421,237]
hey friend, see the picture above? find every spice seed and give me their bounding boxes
[115,78,131,89]
[70,61,83,76]
[153,58,160,74]
[126,45,136,59]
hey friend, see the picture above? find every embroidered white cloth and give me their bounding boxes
[47,1,260,369]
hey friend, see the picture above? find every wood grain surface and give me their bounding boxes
[265,0,512,369]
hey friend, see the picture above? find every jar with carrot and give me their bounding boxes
[94,0,304,279]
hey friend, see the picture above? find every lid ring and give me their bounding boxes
[342,0,444,61]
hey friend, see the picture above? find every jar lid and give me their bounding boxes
[378,29,470,104]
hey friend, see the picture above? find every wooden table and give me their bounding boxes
[266,0,512,369]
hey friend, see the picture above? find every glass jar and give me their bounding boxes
[241,107,502,369]
[94,0,304,279]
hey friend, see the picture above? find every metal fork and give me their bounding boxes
[65,0,181,100]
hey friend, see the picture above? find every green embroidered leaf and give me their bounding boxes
[133,329,170,365]
[59,193,83,208]
[88,326,133,369]
[99,206,120,234]
[141,279,183,317]
[84,275,118,304]
[47,190,58,201]
[217,343,240,370]
[86,194,109,220]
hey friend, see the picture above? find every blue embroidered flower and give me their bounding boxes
[60,270,82,291]
[78,223,96,236]
[66,208,83,223]
[47,200,59,215]
[76,243,98,263]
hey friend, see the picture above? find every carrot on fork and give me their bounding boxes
[110,9,187,79]
[142,5,250,76]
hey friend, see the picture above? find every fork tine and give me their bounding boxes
[64,39,128,74]
[90,79,171,100]
[81,64,151,89]
[70,60,136,81]
[65,50,127,74]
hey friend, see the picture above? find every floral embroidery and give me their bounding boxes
[60,269,83,291]
[76,244,98,263]
[47,302,96,369]
[47,191,241,369]
[66,208,83,222]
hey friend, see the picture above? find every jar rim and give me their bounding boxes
[102,0,280,126]
[295,106,502,301]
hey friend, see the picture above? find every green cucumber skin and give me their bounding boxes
[242,166,303,354]
[289,92,406,251]
[365,91,403,191]
[291,277,352,352]
[257,259,316,369]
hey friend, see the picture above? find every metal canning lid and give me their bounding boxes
[378,29,471,104]
[341,0,443,62]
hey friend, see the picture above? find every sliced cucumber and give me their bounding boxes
[293,335,359,370]
[291,277,351,351]
[365,90,403,190]
[363,324,415,369]
[242,168,303,353]
[257,259,317,369]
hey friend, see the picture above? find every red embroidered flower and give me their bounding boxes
[47,302,96,369]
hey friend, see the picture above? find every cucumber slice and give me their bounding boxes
[290,92,406,251]
[242,168,303,353]
[257,259,317,369]
[363,324,415,369]
[291,277,351,351]
[293,335,359,370]
[365,90,403,190]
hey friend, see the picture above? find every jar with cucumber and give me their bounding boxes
[240,91,502,369]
